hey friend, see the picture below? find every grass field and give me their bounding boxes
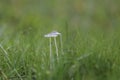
[0,0,120,80]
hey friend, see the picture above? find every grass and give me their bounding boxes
[0,26,120,80]
[0,0,120,80]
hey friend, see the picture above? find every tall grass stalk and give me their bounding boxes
[60,34,64,55]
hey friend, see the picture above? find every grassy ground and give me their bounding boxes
[0,0,120,80]
[0,24,120,80]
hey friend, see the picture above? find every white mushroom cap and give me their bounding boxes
[50,31,61,35]
[44,34,58,37]
[44,31,61,38]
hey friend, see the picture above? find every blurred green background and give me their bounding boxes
[0,0,120,80]
[0,0,120,30]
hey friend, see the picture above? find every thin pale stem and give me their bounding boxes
[49,38,52,69]
[54,37,59,62]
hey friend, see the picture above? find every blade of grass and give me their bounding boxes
[0,44,23,80]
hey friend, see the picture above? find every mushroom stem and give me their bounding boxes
[54,37,59,62]
[49,37,52,69]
